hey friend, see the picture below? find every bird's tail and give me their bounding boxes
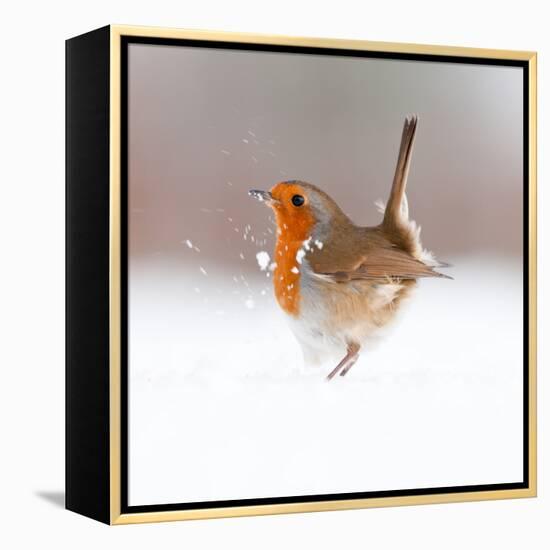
[382,115,418,232]
[379,115,451,276]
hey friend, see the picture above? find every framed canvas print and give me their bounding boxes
[66,25,537,525]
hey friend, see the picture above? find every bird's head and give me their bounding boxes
[249,180,349,242]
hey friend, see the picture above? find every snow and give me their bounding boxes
[256,251,270,271]
[183,239,200,252]
[295,237,315,265]
[128,256,524,506]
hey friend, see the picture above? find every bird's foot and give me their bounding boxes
[326,343,360,381]
[339,357,358,377]
[326,362,345,381]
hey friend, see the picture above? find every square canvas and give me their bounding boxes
[126,42,525,505]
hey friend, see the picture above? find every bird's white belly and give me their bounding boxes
[286,265,413,365]
[286,291,345,365]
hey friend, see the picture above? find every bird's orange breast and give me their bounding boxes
[270,182,316,316]
[273,239,303,316]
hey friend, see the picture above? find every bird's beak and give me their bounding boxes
[248,189,278,206]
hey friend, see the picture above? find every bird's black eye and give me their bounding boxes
[291,194,305,207]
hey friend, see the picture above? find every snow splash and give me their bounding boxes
[256,251,270,271]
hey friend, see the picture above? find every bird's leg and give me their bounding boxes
[339,354,360,377]
[326,342,361,381]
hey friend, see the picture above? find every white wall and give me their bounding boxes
[0,1,546,548]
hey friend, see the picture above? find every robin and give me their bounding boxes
[249,116,450,380]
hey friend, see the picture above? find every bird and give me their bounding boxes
[249,115,451,380]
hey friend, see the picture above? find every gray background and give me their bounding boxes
[128,43,523,267]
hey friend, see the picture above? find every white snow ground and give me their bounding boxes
[128,256,524,506]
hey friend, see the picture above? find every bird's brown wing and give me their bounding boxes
[335,248,450,281]
[309,234,451,282]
